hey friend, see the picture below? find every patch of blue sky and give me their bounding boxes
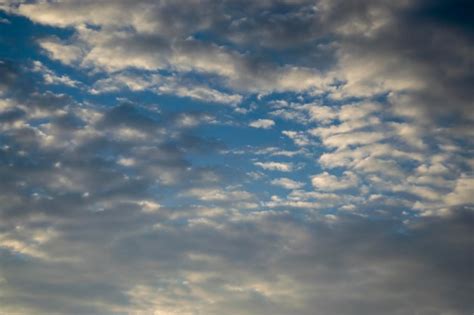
[0,11,73,61]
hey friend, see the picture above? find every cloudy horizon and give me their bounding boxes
[0,1,473,314]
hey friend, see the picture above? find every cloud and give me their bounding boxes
[92,72,242,105]
[185,187,254,203]
[0,1,473,314]
[32,61,80,88]
[311,171,359,191]
[6,1,335,95]
[38,37,85,65]
[282,130,311,146]
[158,83,243,105]
[1,201,472,314]
[7,0,472,126]
[270,178,304,189]
[445,175,474,207]
[270,102,338,125]
[254,161,294,172]
[325,0,474,130]
[249,119,275,129]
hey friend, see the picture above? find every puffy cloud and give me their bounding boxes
[311,171,358,191]
[0,1,473,314]
[37,37,85,65]
[6,0,472,126]
[282,130,311,146]
[270,178,304,190]
[4,0,336,95]
[445,176,474,207]
[249,119,275,129]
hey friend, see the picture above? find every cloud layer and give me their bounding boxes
[0,1,473,314]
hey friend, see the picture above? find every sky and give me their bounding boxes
[0,1,473,314]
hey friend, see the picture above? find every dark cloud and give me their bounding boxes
[325,0,473,126]
[0,60,19,92]
[1,206,472,314]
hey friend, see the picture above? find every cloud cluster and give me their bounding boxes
[0,1,473,314]
[3,0,471,121]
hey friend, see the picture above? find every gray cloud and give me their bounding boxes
[1,202,472,314]
[1,1,473,314]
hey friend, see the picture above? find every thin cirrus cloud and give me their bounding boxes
[0,1,473,315]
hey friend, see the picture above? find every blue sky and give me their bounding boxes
[0,1,473,314]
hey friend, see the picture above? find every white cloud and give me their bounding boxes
[282,130,311,146]
[13,2,335,95]
[92,72,242,105]
[249,119,275,129]
[38,37,84,64]
[305,104,338,124]
[159,83,243,105]
[444,176,474,206]
[311,171,358,191]
[322,131,386,149]
[270,178,304,189]
[117,157,136,167]
[32,61,80,87]
[185,187,253,202]
[254,161,294,172]
[138,200,161,213]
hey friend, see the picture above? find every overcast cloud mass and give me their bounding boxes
[0,1,473,314]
